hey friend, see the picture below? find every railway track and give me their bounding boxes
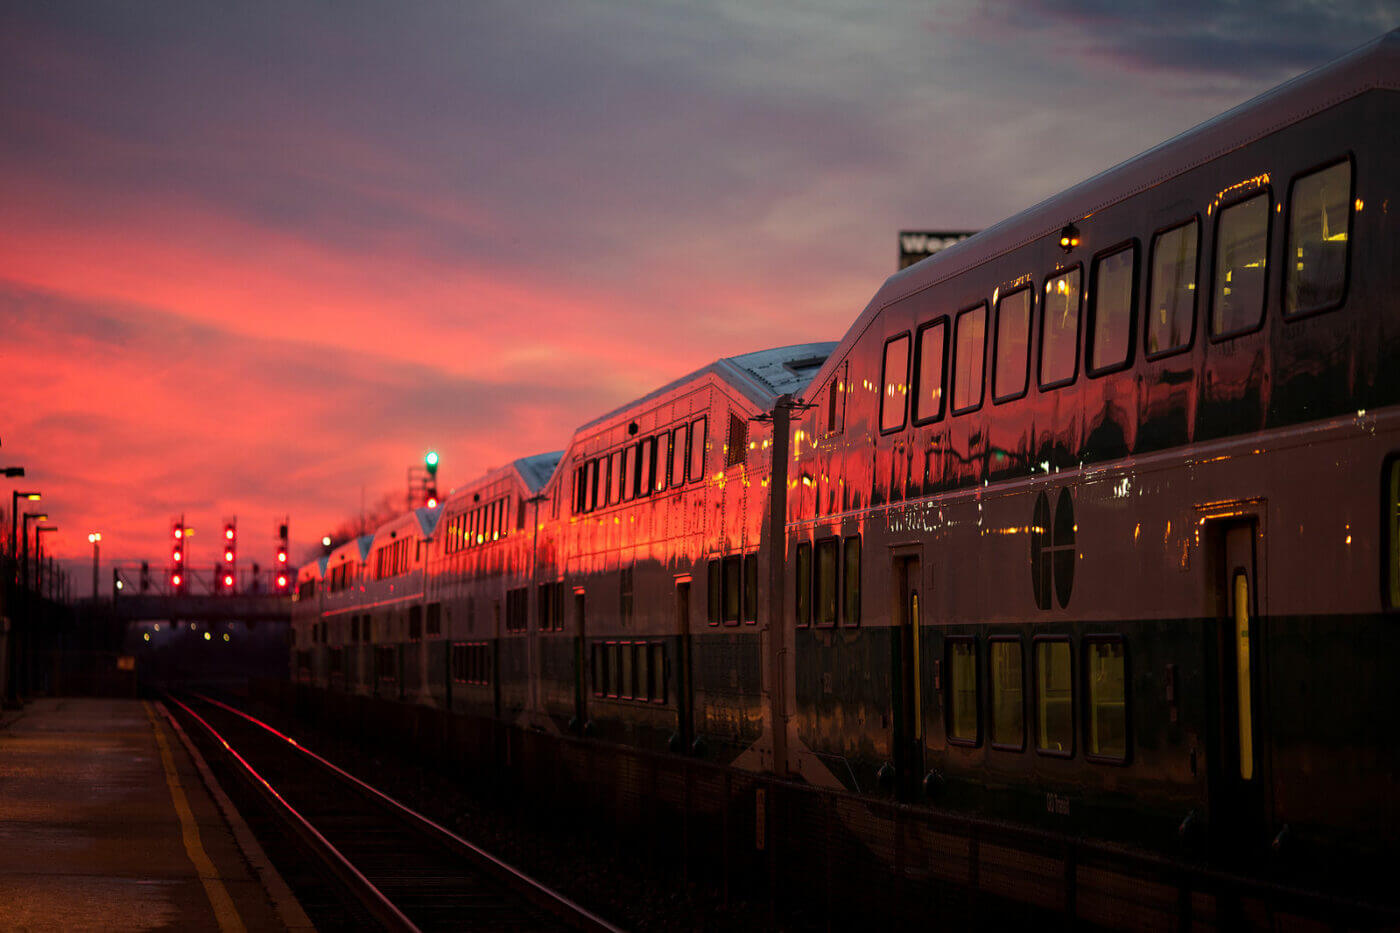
[165,693,623,933]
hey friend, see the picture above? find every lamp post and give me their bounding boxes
[87,532,101,601]
[22,512,48,593]
[11,491,40,572]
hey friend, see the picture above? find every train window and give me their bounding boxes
[815,538,839,626]
[671,424,687,487]
[1211,190,1271,339]
[585,459,599,512]
[1089,243,1137,374]
[707,560,721,626]
[993,288,1032,402]
[1040,267,1082,388]
[723,556,742,625]
[1285,159,1352,318]
[609,643,622,697]
[947,638,979,745]
[621,643,634,699]
[640,436,658,496]
[842,536,861,626]
[989,638,1024,750]
[1085,638,1128,762]
[574,466,586,514]
[650,643,666,703]
[1146,218,1199,357]
[726,412,748,467]
[409,605,422,642]
[951,302,987,414]
[591,644,603,696]
[634,643,647,700]
[1035,638,1074,757]
[656,434,671,492]
[610,451,623,505]
[879,333,912,433]
[795,542,812,627]
[913,320,947,424]
[622,445,636,501]
[743,553,758,623]
[689,416,708,481]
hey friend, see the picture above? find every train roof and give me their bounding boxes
[369,505,441,547]
[326,533,373,569]
[296,556,326,582]
[578,342,838,433]
[807,27,1400,395]
[514,451,563,493]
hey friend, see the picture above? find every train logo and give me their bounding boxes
[1030,488,1075,610]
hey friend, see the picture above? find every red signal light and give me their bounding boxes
[277,550,287,563]
[173,550,182,562]
[276,574,288,588]
[174,529,183,540]
[172,573,182,587]
[223,574,234,587]
[225,527,235,540]
[224,549,234,562]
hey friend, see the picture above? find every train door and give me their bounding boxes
[573,590,587,734]
[675,581,695,753]
[891,555,924,800]
[1208,520,1272,854]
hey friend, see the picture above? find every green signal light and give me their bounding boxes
[425,450,440,474]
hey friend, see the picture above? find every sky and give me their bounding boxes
[1,0,1396,582]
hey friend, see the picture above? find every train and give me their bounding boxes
[292,29,1400,875]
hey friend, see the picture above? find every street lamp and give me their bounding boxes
[22,511,48,592]
[88,532,102,601]
[11,490,40,563]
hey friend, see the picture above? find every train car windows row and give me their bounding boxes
[884,158,1352,416]
[592,641,667,702]
[952,303,987,414]
[1088,243,1137,373]
[374,538,411,579]
[1285,159,1352,318]
[538,581,565,632]
[445,495,512,553]
[576,418,711,516]
[993,289,1032,403]
[451,642,490,685]
[1211,190,1271,339]
[505,586,528,633]
[879,333,911,433]
[913,321,946,423]
[1040,267,1082,388]
[709,553,760,625]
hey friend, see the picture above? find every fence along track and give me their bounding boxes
[167,693,622,933]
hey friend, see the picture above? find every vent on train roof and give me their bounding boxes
[783,355,827,375]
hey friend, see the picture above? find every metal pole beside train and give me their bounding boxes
[766,394,794,778]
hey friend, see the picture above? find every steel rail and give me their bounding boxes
[190,692,624,933]
[162,695,419,933]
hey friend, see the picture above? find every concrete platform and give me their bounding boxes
[0,698,310,932]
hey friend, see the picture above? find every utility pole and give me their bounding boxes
[757,393,810,778]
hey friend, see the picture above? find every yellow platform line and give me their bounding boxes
[145,701,247,933]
